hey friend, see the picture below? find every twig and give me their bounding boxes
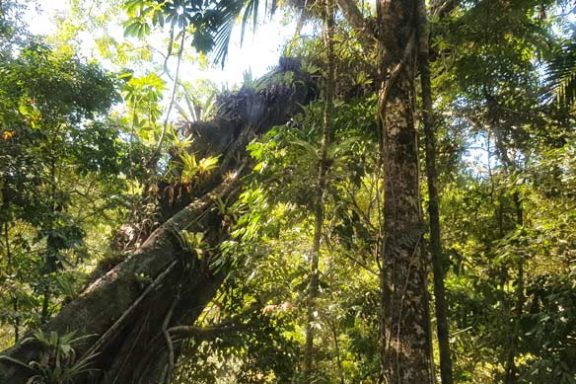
[148,28,187,169]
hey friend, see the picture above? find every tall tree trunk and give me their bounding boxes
[303,1,335,380]
[417,1,454,384]
[377,1,434,383]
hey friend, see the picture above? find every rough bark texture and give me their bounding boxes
[0,62,317,384]
[378,0,434,383]
[418,1,454,383]
[334,0,436,381]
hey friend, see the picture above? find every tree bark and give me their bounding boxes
[418,1,454,383]
[0,63,317,384]
[377,1,434,383]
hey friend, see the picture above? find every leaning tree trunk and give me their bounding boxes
[0,62,316,384]
[377,0,434,383]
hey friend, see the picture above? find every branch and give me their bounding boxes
[335,0,376,46]
[168,324,245,340]
[431,0,459,18]
[148,28,187,169]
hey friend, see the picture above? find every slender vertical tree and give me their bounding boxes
[303,0,336,380]
[417,1,454,383]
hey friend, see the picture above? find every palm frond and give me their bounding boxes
[211,12,238,67]
[210,0,276,67]
[240,0,257,45]
[546,43,576,109]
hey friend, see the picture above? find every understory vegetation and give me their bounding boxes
[0,0,575,383]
